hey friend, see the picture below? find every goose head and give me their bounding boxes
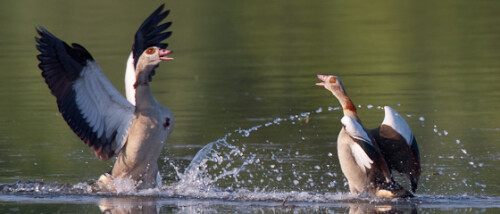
[316,74,348,98]
[134,47,173,88]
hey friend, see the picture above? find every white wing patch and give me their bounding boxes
[341,116,373,145]
[350,143,373,173]
[73,61,136,154]
[341,116,374,172]
[382,106,413,145]
[124,52,136,105]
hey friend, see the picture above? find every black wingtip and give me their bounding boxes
[36,25,45,35]
[410,177,418,193]
[35,25,49,46]
[132,4,172,68]
[155,3,166,15]
[35,25,56,41]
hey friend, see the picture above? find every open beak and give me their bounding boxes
[159,49,174,61]
[316,74,328,86]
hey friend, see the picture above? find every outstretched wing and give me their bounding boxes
[36,26,135,160]
[372,106,421,192]
[125,4,172,104]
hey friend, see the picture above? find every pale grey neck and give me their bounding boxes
[134,85,158,110]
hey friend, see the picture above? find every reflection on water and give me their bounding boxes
[0,0,500,213]
[97,197,420,214]
[98,197,158,214]
[2,192,498,213]
[347,203,415,214]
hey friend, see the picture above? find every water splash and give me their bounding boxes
[174,132,250,191]
[168,109,319,194]
[0,104,493,201]
[167,104,490,198]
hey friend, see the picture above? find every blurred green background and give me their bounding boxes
[0,0,498,197]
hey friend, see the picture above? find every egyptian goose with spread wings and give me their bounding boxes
[35,4,174,190]
[316,74,420,198]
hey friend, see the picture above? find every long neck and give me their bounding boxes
[332,88,361,124]
[133,57,158,110]
[125,53,136,105]
[134,84,157,110]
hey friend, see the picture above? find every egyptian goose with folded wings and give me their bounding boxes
[316,74,420,198]
[36,4,174,190]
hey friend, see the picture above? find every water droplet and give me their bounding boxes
[328,153,333,157]
[367,104,373,109]
[419,117,425,122]
[293,180,299,185]
[315,107,323,113]
[328,106,340,111]
[456,139,461,144]
[475,182,486,188]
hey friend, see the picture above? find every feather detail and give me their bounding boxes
[382,106,413,145]
[36,26,135,160]
[350,143,374,173]
[341,116,372,145]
